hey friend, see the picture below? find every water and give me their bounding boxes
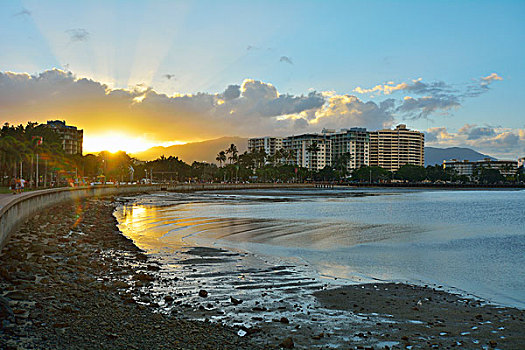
[114,188,525,309]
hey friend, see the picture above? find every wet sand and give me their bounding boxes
[1,197,524,349]
[315,283,525,349]
[0,199,260,349]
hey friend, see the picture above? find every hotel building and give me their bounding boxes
[247,136,283,156]
[328,128,369,171]
[369,124,424,171]
[46,120,83,155]
[282,133,331,170]
[443,159,518,180]
[248,124,424,173]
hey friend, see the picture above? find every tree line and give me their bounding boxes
[1,126,521,189]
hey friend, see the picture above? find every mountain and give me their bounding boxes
[424,147,495,166]
[132,136,248,163]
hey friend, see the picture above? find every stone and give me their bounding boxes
[230,297,242,305]
[198,290,208,298]
[279,317,290,324]
[279,337,294,349]
[134,273,154,282]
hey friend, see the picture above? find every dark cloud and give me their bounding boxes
[66,28,90,42]
[1,68,513,155]
[279,56,293,65]
[13,8,31,17]
[405,80,456,96]
[0,70,328,140]
[220,84,241,101]
[458,124,497,140]
[424,127,450,142]
[294,118,309,130]
[356,74,503,120]
[396,95,460,119]
[256,92,325,117]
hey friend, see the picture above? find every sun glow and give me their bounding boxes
[83,133,186,154]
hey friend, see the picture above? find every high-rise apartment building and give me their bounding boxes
[248,124,423,173]
[369,124,424,171]
[282,133,331,171]
[329,128,369,171]
[247,137,283,156]
[443,159,518,180]
[46,120,83,155]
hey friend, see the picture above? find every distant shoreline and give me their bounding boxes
[331,183,525,189]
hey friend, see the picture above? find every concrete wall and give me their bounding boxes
[0,183,313,249]
[0,185,162,250]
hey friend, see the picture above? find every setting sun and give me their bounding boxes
[83,133,185,154]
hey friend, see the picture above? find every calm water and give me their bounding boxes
[115,188,525,309]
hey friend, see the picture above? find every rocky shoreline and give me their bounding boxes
[1,197,524,349]
[0,198,261,349]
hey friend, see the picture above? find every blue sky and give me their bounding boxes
[1,0,524,157]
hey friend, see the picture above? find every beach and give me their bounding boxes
[0,198,260,349]
[1,193,524,349]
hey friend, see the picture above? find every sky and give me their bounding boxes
[0,0,524,158]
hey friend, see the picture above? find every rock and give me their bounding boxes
[164,295,174,303]
[0,296,14,319]
[113,281,129,289]
[133,273,154,282]
[231,297,243,305]
[5,291,25,301]
[312,332,324,340]
[198,290,208,298]
[279,317,290,324]
[279,337,294,349]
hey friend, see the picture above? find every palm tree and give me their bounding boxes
[226,144,238,164]
[334,152,352,179]
[306,142,320,170]
[216,151,226,167]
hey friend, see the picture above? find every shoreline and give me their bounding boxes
[1,196,524,349]
[0,198,261,349]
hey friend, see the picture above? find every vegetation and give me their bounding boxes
[1,126,522,188]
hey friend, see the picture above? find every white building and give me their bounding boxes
[443,158,518,179]
[328,128,369,171]
[282,133,331,171]
[248,137,283,156]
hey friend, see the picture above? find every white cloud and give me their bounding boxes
[481,73,503,82]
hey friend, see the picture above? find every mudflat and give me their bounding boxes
[1,197,524,349]
[0,199,260,350]
[314,283,525,348]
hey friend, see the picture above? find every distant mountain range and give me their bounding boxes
[424,147,495,166]
[131,137,248,163]
[132,137,495,167]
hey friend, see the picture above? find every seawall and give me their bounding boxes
[0,183,313,249]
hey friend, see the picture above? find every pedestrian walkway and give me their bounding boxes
[0,193,17,209]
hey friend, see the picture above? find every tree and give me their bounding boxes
[226,144,238,164]
[352,166,391,183]
[478,168,504,184]
[425,165,453,182]
[306,142,320,170]
[333,152,352,179]
[395,164,426,182]
[216,151,226,167]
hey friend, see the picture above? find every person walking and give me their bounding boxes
[10,177,16,194]
[19,178,25,193]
